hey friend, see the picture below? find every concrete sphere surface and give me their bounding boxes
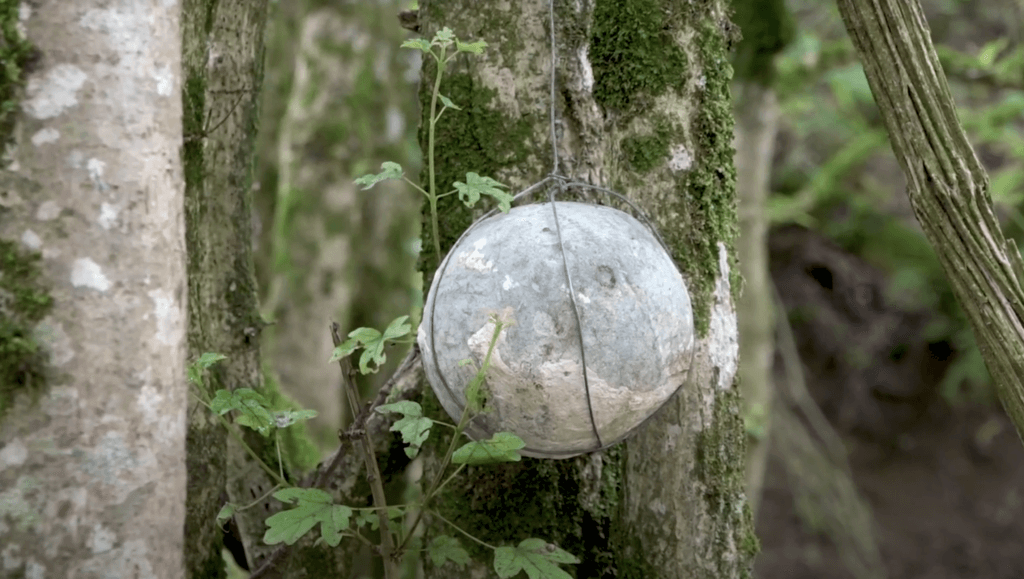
[419,202,694,458]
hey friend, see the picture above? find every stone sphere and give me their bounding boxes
[418,202,694,458]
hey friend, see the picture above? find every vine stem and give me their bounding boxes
[427,48,446,262]
[332,328,399,579]
[396,319,507,553]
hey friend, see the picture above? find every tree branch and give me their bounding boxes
[835,0,1024,439]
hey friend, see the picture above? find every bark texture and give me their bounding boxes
[180,0,277,575]
[415,1,754,577]
[835,0,1024,438]
[0,1,187,577]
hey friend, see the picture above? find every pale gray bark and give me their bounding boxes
[0,1,187,577]
[836,0,1024,439]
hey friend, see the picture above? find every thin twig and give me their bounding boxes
[330,322,399,579]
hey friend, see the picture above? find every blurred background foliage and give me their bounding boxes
[769,0,1023,404]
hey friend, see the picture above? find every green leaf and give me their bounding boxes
[264,488,352,547]
[209,389,235,413]
[456,39,488,54]
[188,352,227,384]
[493,539,579,579]
[216,503,236,526]
[329,316,412,374]
[401,38,433,53]
[352,506,404,531]
[354,161,404,190]
[429,535,470,568]
[978,38,1009,69]
[452,432,525,465]
[434,27,455,46]
[274,409,318,429]
[454,173,512,212]
[438,94,461,110]
[209,388,275,435]
[320,504,353,547]
[377,401,434,458]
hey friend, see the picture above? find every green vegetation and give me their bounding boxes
[767,1,1024,401]
[0,0,35,146]
[0,240,54,420]
[591,0,689,114]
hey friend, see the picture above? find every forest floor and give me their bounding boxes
[756,401,1024,579]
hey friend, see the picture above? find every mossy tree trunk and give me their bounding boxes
[257,0,421,448]
[730,0,792,520]
[180,0,273,575]
[413,1,756,577]
[835,0,1024,438]
[0,1,186,576]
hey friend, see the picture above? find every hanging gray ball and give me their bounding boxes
[418,201,694,459]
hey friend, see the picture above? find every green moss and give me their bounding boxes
[0,240,54,420]
[657,17,739,336]
[590,0,689,115]
[0,0,36,147]
[621,124,672,174]
[695,389,758,579]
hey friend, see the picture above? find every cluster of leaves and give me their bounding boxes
[193,318,572,578]
[355,27,513,263]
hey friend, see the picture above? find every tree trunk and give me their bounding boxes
[182,2,355,576]
[0,1,186,576]
[729,0,791,519]
[835,0,1024,439]
[733,82,778,520]
[180,0,285,575]
[258,0,421,447]
[414,1,755,577]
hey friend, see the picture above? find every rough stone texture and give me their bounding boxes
[420,202,695,458]
[0,1,187,577]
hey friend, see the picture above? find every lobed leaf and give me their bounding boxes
[209,388,274,435]
[330,316,412,374]
[454,173,512,212]
[493,539,579,579]
[188,352,227,385]
[452,432,525,465]
[377,401,433,458]
[401,38,432,53]
[264,488,352,547]
[456,39,488,54]
[274,409,318,429]
[429,535,470,568]
[354,162,404,190]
